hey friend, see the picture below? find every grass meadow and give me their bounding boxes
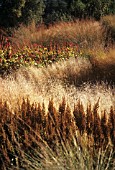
[0,16,115,169]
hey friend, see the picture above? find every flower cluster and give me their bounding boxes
[0,41,83,75]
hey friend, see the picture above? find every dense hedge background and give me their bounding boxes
[0,0,115,28]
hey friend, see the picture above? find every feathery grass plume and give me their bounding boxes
[108,106,115,149]
[35,103,45,136]
[20,98,27,120]
[41,102,47,138]
[59,103,74,143]
[86,102,94,148]
[86,102,94,136]
[93,99,104,148]
[59,97,66,114]
[28,103,38,130]
[101,110,109,148]
[47,99,63,145]
[25,98,32,126]
[58,97,66,138]
[63,104,75,140]
[73,100,86,135]
[45,114,57,150]
[48,98,57,125]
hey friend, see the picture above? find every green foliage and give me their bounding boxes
[0,0,114,27]
[43,0,115,25]
[70,0,86,18]
[0,0,45,27]
[20,0,45,25]
[0,0,26,27]
[84,0,115,20]
[44,0,70,24]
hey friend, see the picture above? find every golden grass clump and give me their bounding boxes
[0,57,114,113]
[10,19,105,51]
[101,15,115,44]
[87,46,115,83]
[0,97,115,169]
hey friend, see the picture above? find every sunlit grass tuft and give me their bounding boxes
[0,57,114,113]
[10,19,105,51]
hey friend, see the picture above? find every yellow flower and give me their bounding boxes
[44,47,48,51]
[0,50,4,55]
